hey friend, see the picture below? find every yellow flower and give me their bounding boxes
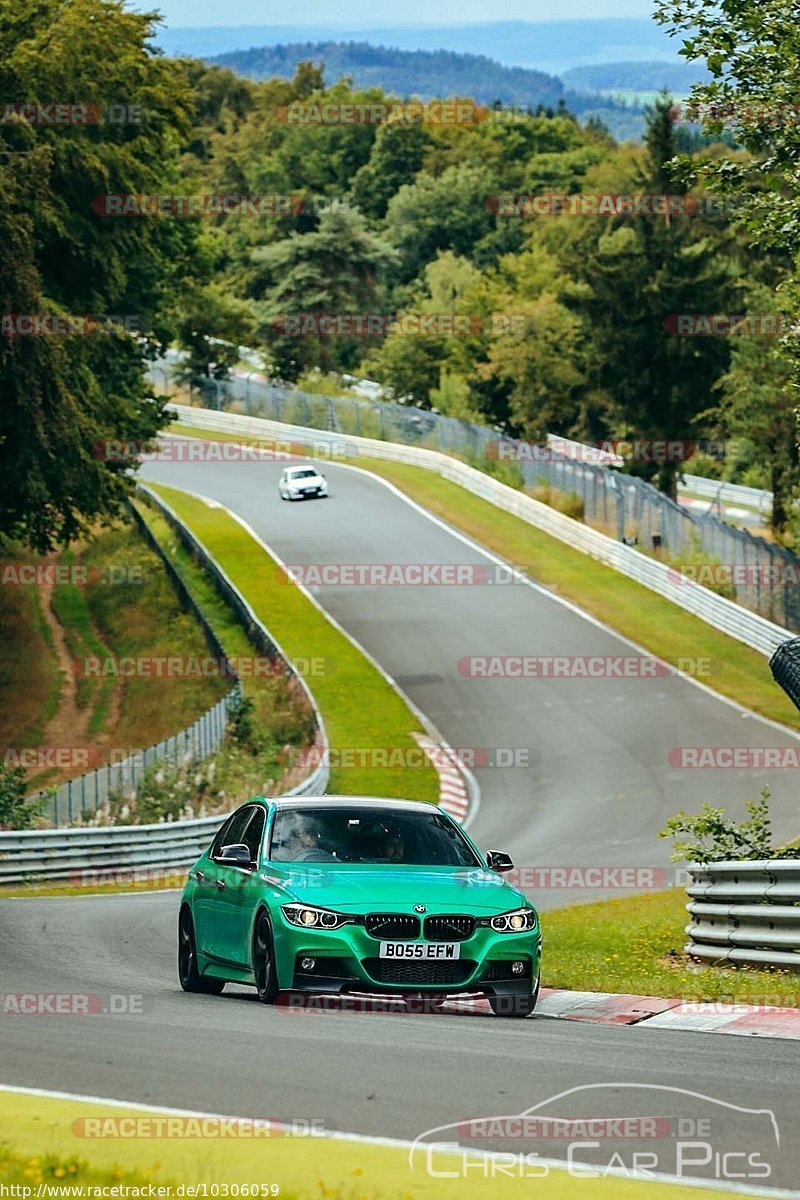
[352,1167,363,1176]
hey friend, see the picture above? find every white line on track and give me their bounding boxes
[1,1083,796,1198]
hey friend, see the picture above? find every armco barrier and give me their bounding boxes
[685,861,800,969]
[167,403,791,658]
[0,814,228,886]
[150,356,800,629]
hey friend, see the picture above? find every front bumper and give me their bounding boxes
[272,917,542,996]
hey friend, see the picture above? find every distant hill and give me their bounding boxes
[563,61,709,93]
[159,18,682,77]
[207,40,646,139]
[210,41,566,107]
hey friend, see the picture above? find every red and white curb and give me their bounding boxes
[414,733,471,823]
[535,988,800,1040]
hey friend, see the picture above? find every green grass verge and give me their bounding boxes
[544,889,800,1005]
[144,483,439,803]
[170,422,800,731]
[0,1092,763,1200]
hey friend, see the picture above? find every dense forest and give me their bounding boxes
[208,41,645,139]
[2,0,798,551]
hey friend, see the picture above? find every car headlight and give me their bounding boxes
[281,904,353,929]
[483,908,538,933]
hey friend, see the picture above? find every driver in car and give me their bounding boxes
[283,815,333,862]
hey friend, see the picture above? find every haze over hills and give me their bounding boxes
[155,18,685,77]
[563,61,709,93]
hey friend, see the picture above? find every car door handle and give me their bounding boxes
[215,879,226,891]
[191,870,206,882]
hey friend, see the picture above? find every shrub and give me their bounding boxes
[659,787,787,862]
[0,765,44,830]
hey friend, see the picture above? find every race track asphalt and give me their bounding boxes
[2,444,799,1192]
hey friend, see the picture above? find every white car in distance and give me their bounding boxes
[278,464,329,501]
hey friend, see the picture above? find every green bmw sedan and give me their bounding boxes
[178,796,541,1017]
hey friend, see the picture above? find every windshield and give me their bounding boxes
[289,468,317,479]
[269,807,480,867]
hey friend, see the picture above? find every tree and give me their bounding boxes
[655,0,800,400]
[253,204,398,378]
[350,122,433,220]
[556,97,737,497]
[710,284,798,535]
[383,162,495,284]
[0,0,194,550]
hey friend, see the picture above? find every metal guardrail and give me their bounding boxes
[149,358,800,630]
[166,403,791,659]
[685,861,800,969]
[682,474,772,515]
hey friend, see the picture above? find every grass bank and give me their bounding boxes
[543,888,800,1005]
[0,1091,761,1200]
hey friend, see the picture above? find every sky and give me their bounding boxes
[151,0,658,27]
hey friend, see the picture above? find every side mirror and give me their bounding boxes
[216,843,254,869]
[486,850,514,873]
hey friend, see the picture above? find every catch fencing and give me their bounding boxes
[148,359,800,632]
[685,861,800,969]
[165,402,791,659]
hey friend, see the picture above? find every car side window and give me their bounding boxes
[211,807,253,858]
[242,808,266,863]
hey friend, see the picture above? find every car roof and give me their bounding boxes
[285,463,319,471]
[262,795,440,813]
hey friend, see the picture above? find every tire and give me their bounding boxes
[487,976,539,1018]
[253,911,280,1005]
[178,907,225,995]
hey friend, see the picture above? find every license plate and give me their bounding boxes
[379,942,460,960]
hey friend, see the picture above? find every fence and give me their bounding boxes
[27,485,329,829]
[35,502,241,827]
[685,861,800,969]
[165,403,791,659]
[148,358,800,632]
